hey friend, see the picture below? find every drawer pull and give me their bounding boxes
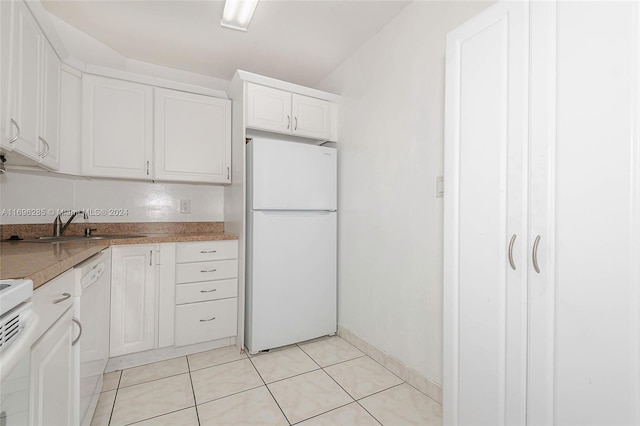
[201,289,217,293]
[201,269,217,273]
[53,293,71,304]
[200,316,216,322]
[200,250,217,253]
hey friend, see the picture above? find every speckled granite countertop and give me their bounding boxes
[0,222,238,289]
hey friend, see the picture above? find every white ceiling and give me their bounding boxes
[42,0,410,87]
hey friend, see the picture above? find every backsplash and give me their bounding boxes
[0,170,224,225]
[0,221,224,240]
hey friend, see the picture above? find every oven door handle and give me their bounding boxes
[0,313,40,382]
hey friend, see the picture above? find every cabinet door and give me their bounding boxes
[110,245,157,357]
[0,0,12,150]
[292,94,331,140]
[30,308,74,426]
[82,75,153,179]
[527,3,640,425]
[154,88,231,183]
[246,83,292,134]
[443,2,529,425]
[38,41,60,170]
[6,1,41,160]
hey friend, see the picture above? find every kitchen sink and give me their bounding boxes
[17,235,146,243]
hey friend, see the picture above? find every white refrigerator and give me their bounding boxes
[245,137,337,353]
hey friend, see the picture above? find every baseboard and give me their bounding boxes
[105,336,236,372]
[337,325,443,405]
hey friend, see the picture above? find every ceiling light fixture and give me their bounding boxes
[221,0,259,32]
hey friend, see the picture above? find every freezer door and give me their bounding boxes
[247,210,337,352]
[249,138,337,211]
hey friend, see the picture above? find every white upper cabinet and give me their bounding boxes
[246,82,334,141]
[291,94,332,140]
[154,88,231,183]
[82,75,231,183]
[38,41,61,170]
[82,74,153,179]
[0,1,12,151]
[246,84,292,134]
[6,0,41,161]
[1,1,60,170]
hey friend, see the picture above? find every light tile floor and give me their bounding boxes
[91,336,442,426]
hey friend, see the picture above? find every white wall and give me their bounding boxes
[318,1,491,386]
[0,170,224,224]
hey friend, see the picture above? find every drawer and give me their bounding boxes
[32,269,75,338]
[174,298,237,347]
[175,279,237,305]
[176,240,238,263]
[175,259,238,284]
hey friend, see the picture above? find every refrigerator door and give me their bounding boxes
[246,210,337,352]
[249,138,337,211]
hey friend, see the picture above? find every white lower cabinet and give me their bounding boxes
[174,240,239,347]
[109,244,157,357]
[30,269,77,426]
[30,308,75,426]
[109,240,239,356]
[175,298,237,347]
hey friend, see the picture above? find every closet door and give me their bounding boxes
[443,2,529,425]
[528,2,640,425]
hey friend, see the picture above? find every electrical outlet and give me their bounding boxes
[179,199,191,214]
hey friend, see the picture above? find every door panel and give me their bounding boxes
[551,3,640,424]
[444,3,528,425]
[82,75,152,179]
[110,245,157,357]
[292,94,331,140]
[246,83,291,134]
[154,88,230,183]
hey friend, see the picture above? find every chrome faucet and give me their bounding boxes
[53,210,88,237]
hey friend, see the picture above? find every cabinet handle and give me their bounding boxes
[72,317,83,346]
[146,161,150,175]
[508,234,517,270]
[294,117,298,130]
[227,166,230,180]
[200,288,217,293]
[201,269,217,273]
[53,292,71,304]
[200,250,217,253]
[200,316,216,322]
[287,115,290,129]
[532,235,541,274]
[38,137,50,158]
[150,250,153,266]
[9,119,20,144]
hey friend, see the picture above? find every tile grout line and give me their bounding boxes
[247,353,292,425]
[186,356,202,426]
[288,401,355,426]
[319,352,406,426]
[107,370,123,426]
[188,353,249,373]
[352,382,407,426]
